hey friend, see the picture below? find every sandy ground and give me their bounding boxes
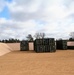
[0,43,12,56]
[6,43,20,51]
[0,50,74,75]
[29,42,34,50]
[67,42,74,46]
[0,43,20,56]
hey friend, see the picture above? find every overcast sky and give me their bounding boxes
[0,0,74,40]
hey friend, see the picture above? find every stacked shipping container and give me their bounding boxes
[34,38,56,53]
[20,41,29,51]
[56,40,67,50]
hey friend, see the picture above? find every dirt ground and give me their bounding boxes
[0,50,74,75]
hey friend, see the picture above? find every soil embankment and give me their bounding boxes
[0,43,20,56]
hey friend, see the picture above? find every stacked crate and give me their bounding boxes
[20,40,29,51]
[34,38,56,53]
[56,40,67,50]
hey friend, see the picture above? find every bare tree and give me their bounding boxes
[40,33,45,39]
[70,32,74,39]
[34,32,45,39]
[69,32,74,41]
[34,33,40,39]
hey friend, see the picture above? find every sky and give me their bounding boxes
[0,0,74,40]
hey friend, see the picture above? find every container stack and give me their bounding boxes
[20,40,29,51]
[34,38,56,53]
[56,40,67,50]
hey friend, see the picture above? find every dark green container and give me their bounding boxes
[56,40,67,50]
[20,41,29,51]
[34,38,56,53]
[67,46,74,49]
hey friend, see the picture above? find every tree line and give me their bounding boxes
[0,33,45,43]
[0,38,21,43]
[0,32,74,43]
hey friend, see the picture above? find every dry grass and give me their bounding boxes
[0,50,74,75]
